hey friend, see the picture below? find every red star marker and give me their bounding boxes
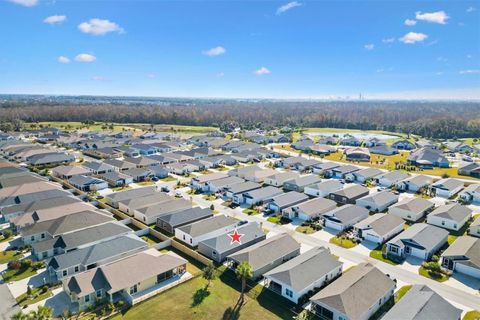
[228,229,244,245]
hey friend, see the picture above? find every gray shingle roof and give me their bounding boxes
[310,263,395,320]
[157,207,213,227]
[199,222,265,254]
[388,223,448,251]
[271,191,309,208]
[264,247,342,292]
[177,215,237,237]
[382,285,462,320]
[389,197,434,215]
[331,184,369,198]
[442,236,480,269]
[429,203,472,222]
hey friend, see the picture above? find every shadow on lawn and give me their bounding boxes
[191,287,210,307]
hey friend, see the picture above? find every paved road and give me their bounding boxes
[185,191,480,311]
[0,282,19,320]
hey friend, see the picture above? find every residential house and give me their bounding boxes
[68,175,108,192]
[82,161,115,175]
[133,198,191,225]
[388,197,435,222]
[375,171,409,188]
[326,165,359,179]
[224,181,262,204]
[386,223,448,260]
[198,222,266,263]
[458,162,480,178]
[408,148,449,168]
[264,247,342,304]
[206,176,244,194]
[267,191,309,214]
[104,186,157,208]
[369,145,398,156]
[322,205,369,231]
[149,166,169,179]
[430,178,464,198]
[344,147,370,162]
[124,156,160,168]
[98,171,133,187]
[328,184,369,205]
[64,250,187,310]
[51,165,91,180]
[103,159,136,172]
[382,285,461,320]
[191,172,228,191]
[396,175,434,193]
[117,192,171,216]
[304,180,343,198]
[355,191,398,212]
[441,236,480,279]
[47,234,148,282]
[310,263,395,320]
[283,198,337,221]
[392,140,416,150]
[312,162,340,175]
[27,152,75,166]
[156,207,213,234]
[283,175,321,192]
[340,136,362,147]
[470,216,480,237]
[426,203,472,232]
[345,168,383,183]
[0,174,47,189]
[227,233,301,279]
[353,213,404,244]
[309,144,336,155]
[263,172,300,187]
[124,168,154,182]
[175,215,238,247]
[243,186,283,207]
[459,184,480,203]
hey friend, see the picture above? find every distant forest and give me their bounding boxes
[0,98,479,139]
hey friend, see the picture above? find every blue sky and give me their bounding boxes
[0,0,479,99]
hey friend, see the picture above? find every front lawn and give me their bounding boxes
[203,195,217,201]
[0,234,13,243]
[242,208,260,216]
[2,267,37,282]
[463,310,480,320]
[0,251,24,265]
[418,266,449,283]
[136,181,155,186]
[369,245,399,265]
[266,216,291,225]
[329,236,357,249]
[160,176,177,182]
[295,226,316,234]
[111,269,296,320]
[16,287,52,307]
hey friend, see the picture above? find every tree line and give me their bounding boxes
[0,99,479,139]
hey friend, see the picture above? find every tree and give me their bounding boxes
[10,311,28,320]
[27,286,33,298]
[235,261,253,304]
[202,263,216,289]
[29,306,53,320]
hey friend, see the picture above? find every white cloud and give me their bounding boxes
[399,32,428,44]
[146,73,156,79]
[364,44,374,50]
[382,38,395,43]
[467,54,473,59]
[202,46,226,57]
[254,67,271,75]
[276,1,302,15]
[459,69,480,74]
[43,15,66,24]
[415,11,449,24]
[78,19,124,36]
[437,56,448,62]
[404,19,417,26]
[74,53,96,62]
[216,72,225,77]
[466,7,476,13]
[57,56,70,64]
[8,0,38,7]
[91,76,107,81]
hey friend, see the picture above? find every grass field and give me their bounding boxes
[394,285,412,303]
[418,266,449,283]
[463,310,480,320]
[16,287,53,307]
[369,246,399,265]
[329,236,357,249]
[110,268,296,320]
[2,267,37,282]
[295,226,316,234]
[0,251,23,265]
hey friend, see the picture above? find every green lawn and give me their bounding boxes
[136,181,155,186]
[0,234,13,243]
[2,267,37,282]
[266,216,291,225]
[203,195,217,201]
[418,266,449,283]
[463,310,480,320]
[16,287,53,307]
[160,176,177,182]
[369,246,399,265]
[295,226,317,234]
[242,208,260,216]
[0,251,24,265]
[111,269,295,320]
[329,236,357,249]
[394,285,412,303]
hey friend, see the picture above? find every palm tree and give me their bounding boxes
[235,261,253,304]
[202,263,216,289]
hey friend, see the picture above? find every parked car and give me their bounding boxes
[161,186,170,192]
[462,156,473,162]
[175,191,182,198]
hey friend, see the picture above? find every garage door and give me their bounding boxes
[364,232,381,244]
[456,263,480,279]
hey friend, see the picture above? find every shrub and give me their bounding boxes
[41,285,49,293]
[431,255,439,263]
[116,300,125,308]
[21,259,32,269]
[8,260,22,270]
[2,229,12,239]
[210,204,215,210]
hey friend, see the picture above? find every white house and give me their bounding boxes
[441,236,480,279]
[355,191,398,212]
[470,216,480,237]
[459,184,480,203]
[388,197,435,222]
[430,178,464,198]
[304,180,343,198]
[376,171,409,188]
[174,215,238,247]
[322,205,369,231]
[396,175,434,193]
[426,203,472,232]
[354,213,404,244]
